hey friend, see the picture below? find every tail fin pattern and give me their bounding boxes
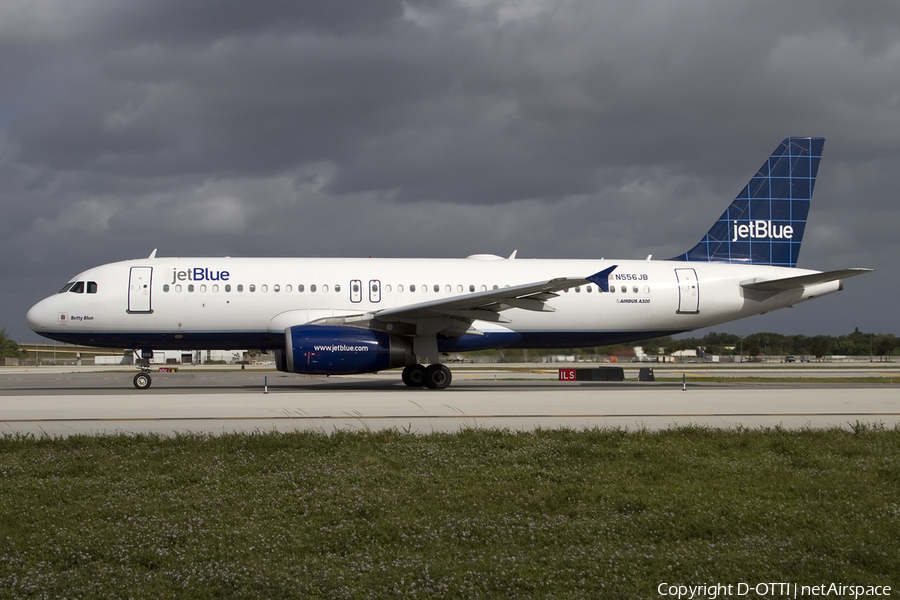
[670,137,824,267]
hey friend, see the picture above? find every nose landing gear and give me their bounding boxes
[133,348,153,389]
[133,371,152,389]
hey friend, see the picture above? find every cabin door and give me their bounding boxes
[675,268,700,314]
[128,267,153,313]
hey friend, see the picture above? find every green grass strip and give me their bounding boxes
[1,427,898,598]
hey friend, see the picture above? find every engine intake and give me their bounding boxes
[281,325,413,375]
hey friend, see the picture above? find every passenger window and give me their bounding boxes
[58,283,75,294]
[575,286,581,293]
[457,285,462,292]
[87,281,98,294]
[188,284,195,292]
[644,285,650,294]
[285,284,292,293]
[175,284,182,292]
[237,284,244,292]
[409,284,415,292]
[298,284,305,292]
[610,286,615,293]
[311,284,317,292]
[249,284,256,292]
[469,285,475,292]
[353,283,360,293]
[69,281,85,294]
[212,284,219,292]
[633,285,638,293]
[225,284,231,292]
[481,285,487,291]
[421,284,427,293]
[621,285,626,293]
[163,284,170,292]
[273,284,280,292]
[200,284,207,292]
[586,286,592,293]
[493,285,498,290]
[385,284,392,293]
[323,284,329,292]
[335,284,341,292]
[261,285,268,293]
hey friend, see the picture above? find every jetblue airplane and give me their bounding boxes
[26,138,871,389]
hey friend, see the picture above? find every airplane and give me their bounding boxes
[26,137,872,390]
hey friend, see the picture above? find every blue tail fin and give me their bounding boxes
[669,137,824,267]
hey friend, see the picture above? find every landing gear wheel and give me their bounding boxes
[424,364,452,390]
[133,373,152,389]
[402,364,426,387]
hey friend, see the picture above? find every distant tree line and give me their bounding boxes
[0,328,25,359]
[648,328,898,359]
[3,327,898,362]
[471,328,899,361]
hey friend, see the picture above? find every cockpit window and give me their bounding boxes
[69,281,85,294]
[58,282,75,294]
[87,281,98,294]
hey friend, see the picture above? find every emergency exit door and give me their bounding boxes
[128,267,153,313]
[675,268,699,314]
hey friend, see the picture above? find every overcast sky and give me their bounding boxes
[2,0,898,343]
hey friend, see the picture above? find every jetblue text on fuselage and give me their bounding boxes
[171,268,230,284]
[732,220,794,242]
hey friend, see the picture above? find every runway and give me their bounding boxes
[1,366,897,436]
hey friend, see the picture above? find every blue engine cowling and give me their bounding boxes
[279,325,413,375]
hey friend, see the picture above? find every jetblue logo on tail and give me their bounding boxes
[669,137,824,268]
[732,220,794,242]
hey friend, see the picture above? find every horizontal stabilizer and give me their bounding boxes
[741,268,873,292]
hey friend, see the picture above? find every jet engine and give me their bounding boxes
[276,325,413,375]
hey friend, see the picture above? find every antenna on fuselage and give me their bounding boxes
[148,249,157,259]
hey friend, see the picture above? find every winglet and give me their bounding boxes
[587,265,617,292]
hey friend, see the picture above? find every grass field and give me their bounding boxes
[1,427,898,599]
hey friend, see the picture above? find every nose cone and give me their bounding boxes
[26,297,52,333]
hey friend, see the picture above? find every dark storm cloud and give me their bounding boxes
[1,0,899,340]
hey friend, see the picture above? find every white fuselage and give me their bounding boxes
[26,255,840,351]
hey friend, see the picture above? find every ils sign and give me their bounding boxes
[559,369,576,381]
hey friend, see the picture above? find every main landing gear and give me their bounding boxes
[402,363,452,390]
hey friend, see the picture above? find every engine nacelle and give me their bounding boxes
[282,325,413,375]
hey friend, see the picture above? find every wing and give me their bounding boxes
[741,268,873,292]
[310,267,617,339]
[373,277,583,322]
